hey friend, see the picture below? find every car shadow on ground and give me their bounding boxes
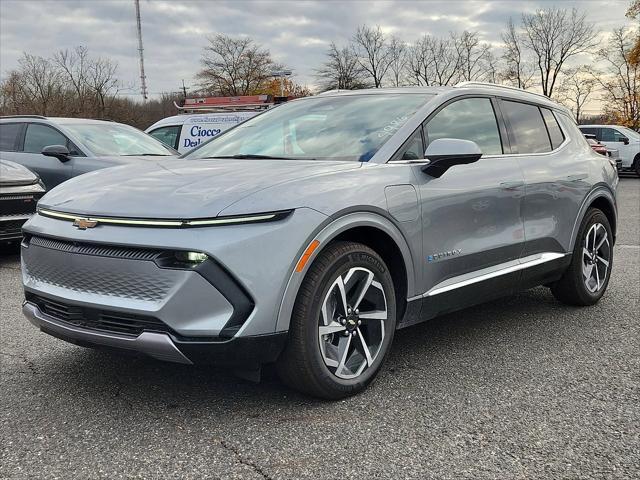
[20,284,577,414]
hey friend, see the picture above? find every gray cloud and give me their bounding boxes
[0,0,634,101]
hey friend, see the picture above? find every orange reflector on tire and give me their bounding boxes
[295,240,320,272]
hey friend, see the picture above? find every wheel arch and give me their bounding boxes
[275,212,417,333]
[570,186,617,250]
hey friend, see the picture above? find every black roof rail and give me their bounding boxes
[0,115,48,120]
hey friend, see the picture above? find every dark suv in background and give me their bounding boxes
[0,116,177,188]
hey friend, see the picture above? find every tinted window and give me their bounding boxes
[502,101,551,153]
[425,98,503,155]
[600,128,627,142]
[149,125,181,150]
[23,124,68,153]
[579,127,599,139]
[541,108,564,149]
[0,123,21,151]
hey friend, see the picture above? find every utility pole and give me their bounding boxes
[181,79,188,99]
[134,0,148,100]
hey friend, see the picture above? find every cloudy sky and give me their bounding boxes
[0,0,635,111]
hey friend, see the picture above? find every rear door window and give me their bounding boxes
[148,125,181,150]
[540,108,565,149]
[0,123,22,151]
[23,124,70,154]
[502,100,552,154]
[579,127,599,139]
[425,97,503,155]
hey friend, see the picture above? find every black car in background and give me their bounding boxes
[0,160,45,243]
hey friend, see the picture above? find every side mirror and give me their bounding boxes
[422,138,482,178]
[42,145,70,162]
[622,137,629,145]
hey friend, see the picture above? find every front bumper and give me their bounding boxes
[23,301,287,366]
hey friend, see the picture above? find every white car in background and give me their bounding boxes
[579,124,640,176]
[146,112,259,154]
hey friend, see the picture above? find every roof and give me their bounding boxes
[317,83,571,116]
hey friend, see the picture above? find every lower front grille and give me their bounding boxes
[0,218,28,240]
[26,293,174,337]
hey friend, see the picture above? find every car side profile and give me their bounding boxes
[0,116,177,188]
[20,83,618,399]
[579,124,640,175]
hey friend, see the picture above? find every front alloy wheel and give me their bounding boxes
[318,267,388,379]
[277,241,396,399]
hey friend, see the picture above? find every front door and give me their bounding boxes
[410,96,526,319]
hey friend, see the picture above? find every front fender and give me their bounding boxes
[275,210,417,333]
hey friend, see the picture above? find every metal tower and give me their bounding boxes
[134,0,148,100]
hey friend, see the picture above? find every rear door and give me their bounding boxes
[410,96,526,318]
[501,100,590,286]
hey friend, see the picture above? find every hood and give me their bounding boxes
[40,159,361,219]
[0,160,39,186]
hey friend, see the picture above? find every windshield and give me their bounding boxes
[619,126,640,139]
[185,94,432,162]
[63,123,175,156]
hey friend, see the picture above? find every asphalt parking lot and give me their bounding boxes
[1,177,638,480]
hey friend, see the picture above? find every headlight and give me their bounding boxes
[174,251,208,264]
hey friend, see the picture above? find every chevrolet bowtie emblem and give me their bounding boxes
[73,218,98,230]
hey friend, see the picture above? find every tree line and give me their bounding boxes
[1,3,638,129]
[315,5,639,128]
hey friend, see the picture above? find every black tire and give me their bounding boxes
[276,241,396,399]
[635,154,640,177]
[551,208,613,306]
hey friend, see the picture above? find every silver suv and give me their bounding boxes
[20,83,618,399]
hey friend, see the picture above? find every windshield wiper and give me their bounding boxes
[203,154,294,160]
[123,153,172,156]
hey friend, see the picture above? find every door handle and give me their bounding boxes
[566,174,588,182]
[500,181,524,190]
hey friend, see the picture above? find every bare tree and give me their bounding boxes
[352,25,391,88]
[501,18,535,89]
[407,34,463,86]
[594,27,640,129]
[556,66,597,122]
[53,46,91,113]
[387,36,408,87]
[521,7,598,97]
[454,31,492,82]
[17,53,63,115]
[198,34,275,95]
[86,57,119,117]
[315,42,368,90]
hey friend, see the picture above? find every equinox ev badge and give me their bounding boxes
[427,249,462,263]
[73,218,98,230]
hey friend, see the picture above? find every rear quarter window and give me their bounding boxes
[540,108,565,149]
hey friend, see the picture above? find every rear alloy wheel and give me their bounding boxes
[551,208,613,306]
[277,241,396,399]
